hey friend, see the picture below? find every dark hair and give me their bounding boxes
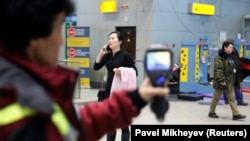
[0,0,75,52]
[222,40,234,51]
[109,31,124,44]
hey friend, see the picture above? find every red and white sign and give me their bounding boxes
[67,27,76,37]
[120,4,129,9]
[67,48,76,57]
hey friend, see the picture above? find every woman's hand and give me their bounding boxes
[95,44,109,63]
[113,68,121,75]
[99,44,109,55]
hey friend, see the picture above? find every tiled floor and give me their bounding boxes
[74,88,250,141]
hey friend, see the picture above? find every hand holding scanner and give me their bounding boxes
[144,47,173,121]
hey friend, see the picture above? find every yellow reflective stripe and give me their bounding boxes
[51,104,69,136]
[0,103,71,138]
[0,103,36,126]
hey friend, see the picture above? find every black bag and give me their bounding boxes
[97,69,106,102]
[97,89,105,102]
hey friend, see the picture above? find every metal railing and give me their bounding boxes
[58,60,81,99]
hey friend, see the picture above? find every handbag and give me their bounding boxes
[97,89,105,102]
[97,69,106,101]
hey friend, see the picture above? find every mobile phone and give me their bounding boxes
[106,45,111,52]
[144,48,173,86]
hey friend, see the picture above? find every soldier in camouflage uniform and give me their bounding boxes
[208,41,246,120]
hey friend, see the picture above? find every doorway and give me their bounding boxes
[116,26,136,60]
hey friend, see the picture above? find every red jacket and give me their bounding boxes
[0,47,144,141]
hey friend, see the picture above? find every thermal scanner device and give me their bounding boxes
[144,47,173,121]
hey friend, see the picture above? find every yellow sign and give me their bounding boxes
[189,3,215,16]
[240,45,244,57]
[100,0,117,13]
[203,51,208,57]
[67,37,90,47]
[180,48,188,82]
[67,58,90,68]
[195,45,200,82]
[80,78,90,87]
[247,51,250,56]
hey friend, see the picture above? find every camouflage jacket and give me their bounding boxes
[213,49,240,90]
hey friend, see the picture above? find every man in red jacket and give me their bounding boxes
[0,0,169,141]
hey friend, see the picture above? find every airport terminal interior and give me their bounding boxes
[63,1,250,140]
[2,0,250,141]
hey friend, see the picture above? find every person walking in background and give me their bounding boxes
[222,48,248,106]
[94,31,138,141]
[0,1,170,141]
[208,41,246,120]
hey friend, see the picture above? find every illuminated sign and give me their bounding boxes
[100,0,117,13]
[189,3,215,16]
